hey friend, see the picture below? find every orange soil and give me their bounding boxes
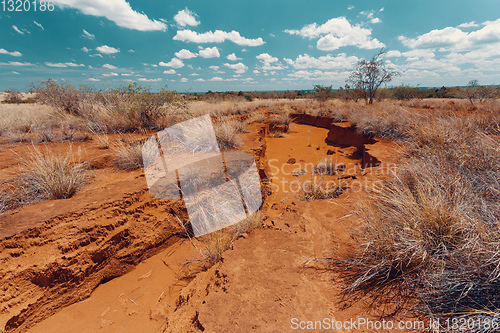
[1,113,403,332]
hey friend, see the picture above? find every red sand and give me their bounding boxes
[1,113,403,332]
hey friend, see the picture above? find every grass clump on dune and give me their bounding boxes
[0,147,90,212]
[333,114,500,330]
[112,140,144,170]
[213,119,244,150]
[299,174,343,201]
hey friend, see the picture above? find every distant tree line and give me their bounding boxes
[181,83,498,104]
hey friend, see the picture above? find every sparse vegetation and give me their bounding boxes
[180,211,263,274]
[268,130,287,138]
[246,112,267,123]
[30,80,184,133]
[113,140,144,170]
[457,79,498,105]
[2,90,22,104]
[313,84,334,105]
[31,79,83,115]
[333,108,500,329]
[213,119,243,150]
[0,147,90,212]
[347,48,400,104]
[312,159,337,176]
[299,175,343,201]
[93,134,111,149]
[273,111,294,128]
[391,84,427,100]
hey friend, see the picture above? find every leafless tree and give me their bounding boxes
[458,80,497,105]
[347,48,400,104]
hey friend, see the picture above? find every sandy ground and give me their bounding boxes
[1,109,403,332]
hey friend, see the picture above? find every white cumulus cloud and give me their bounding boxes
[396,20,500,78]
[283,53,358,70]
[399,20,500,52]
[386,50,402,57]
[399,27,466,49]
[163,69,176,74]
[0,61,33,66]
[458,21,479,28]
[96,45,120,54]
[45,63,67,68]
[175,49,197,59]
[103,63,117,69]
[226,53,242,61]
[173,8,200,27]
[286,70,346,81]
[256,53,285,70]
[138,78,162,82]
[223,62,248,74]
[256,53,278,63]
[159,58,184,68]
[53,0,167,31]
[198,46,220,58]
[173,29,265,46]
[45,62,85,67]
[284,17,384,51]
[65,62,85,67]
[0,48,22,57]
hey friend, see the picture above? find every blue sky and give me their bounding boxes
[0,0,499,92]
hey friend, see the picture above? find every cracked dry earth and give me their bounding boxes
[1,113,402,332]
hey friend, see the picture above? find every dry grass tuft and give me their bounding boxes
[179,210,262,275]
[333,111,500,328]
[112,141,144,170]
[213,120,243,150]
[197,230,235,267]
[234,210,263,233]
[246,112,267,123]
[93,134,111,149]
[268,130,287,138]
[273,111,294,127]
[197,211,263,266]
[312,159,337,175]
[270,109,295,134]
[0,147,90,212]
[299,175,343,201]
[0,104,56,134]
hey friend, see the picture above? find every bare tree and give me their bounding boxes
[347,48,400,104]
[458,80,497,105]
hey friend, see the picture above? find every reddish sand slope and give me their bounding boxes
[2,113,402,332]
